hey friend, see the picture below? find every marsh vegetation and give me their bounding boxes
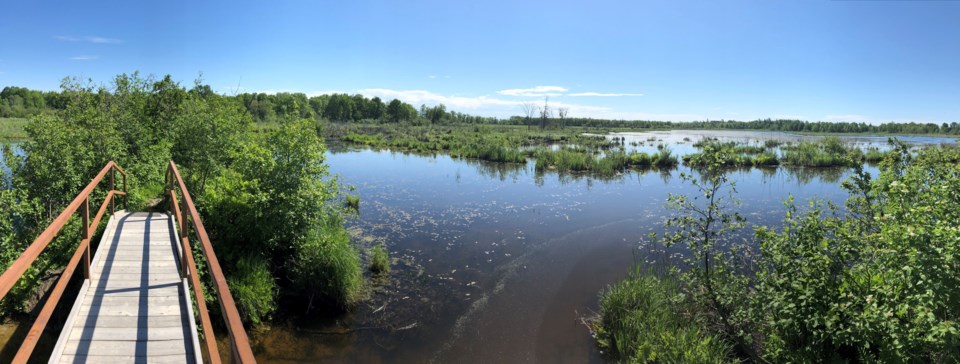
[595,143,960,362]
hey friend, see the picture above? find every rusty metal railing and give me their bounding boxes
[0,161,126,362]
[166,161,256,364]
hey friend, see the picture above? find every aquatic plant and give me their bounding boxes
[780,137,858,167]
[291,219,364,309]
[345,194,360,211]
[370,244,390,275]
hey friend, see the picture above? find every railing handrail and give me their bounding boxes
[0,161,126,362]
[166,160,256,364]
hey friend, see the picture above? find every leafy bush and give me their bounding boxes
[608,143,960,362]
[750,143,960,362]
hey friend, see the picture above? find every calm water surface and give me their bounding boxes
[244,131,912,363]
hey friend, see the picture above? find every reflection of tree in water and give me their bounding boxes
[457,150,852,188]
[783,166,846,185]
[532,165,676,186]
[462,159,527,182]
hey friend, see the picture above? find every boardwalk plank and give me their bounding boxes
[59,354,191,364]
[60,339,189,357]
[53,211,199,364]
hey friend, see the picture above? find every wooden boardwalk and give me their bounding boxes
[49,211,202,363]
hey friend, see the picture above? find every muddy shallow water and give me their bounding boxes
[241,130,929,363]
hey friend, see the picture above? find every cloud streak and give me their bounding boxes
[68,55,98,61]
[56,35,122,44]
[497,86,568,97]
[497,86,643,98]
[568,92,644,97]
[356,88,612,117]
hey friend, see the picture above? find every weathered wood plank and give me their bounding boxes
[90,273,184,282]
[81,294,183,306]
[95,261,179,268]
[76,303,187,317]
[59,353,191,364]
[68,327,189,342]
[86,287,183,297]
[53,211,199,363]
[68,315,188,329]
[60,339,189,357]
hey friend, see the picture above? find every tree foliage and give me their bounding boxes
[0,73,363,323]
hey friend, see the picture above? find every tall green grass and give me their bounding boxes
[370,244,390,275]
[291,219,364,308]
[596,270,733,363]
[532,147,677,176]
[685,141,779,168]
[780,137,857,167]
[0,118,29,141]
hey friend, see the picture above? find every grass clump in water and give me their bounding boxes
[595,269,733,363]
[291,219,364,309]
[780,137,857,167]
[369,244,390,275]
[684,143,779,168]
[344,194,360,212]
[227,256,278,326]
[533,147,677,176]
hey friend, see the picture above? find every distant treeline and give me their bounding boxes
[2,85,957,135]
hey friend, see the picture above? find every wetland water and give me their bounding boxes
[247,131,955,363]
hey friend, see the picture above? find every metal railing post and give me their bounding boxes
[109,169,115,215]
[82,197,91,280]
[123,172,128,210]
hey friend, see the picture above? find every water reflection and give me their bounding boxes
[235,145,868,363]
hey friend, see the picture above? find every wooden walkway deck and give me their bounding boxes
[49,211,202,363]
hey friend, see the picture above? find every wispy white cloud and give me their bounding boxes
[56,35,122,44]
[497,86,643,98]
[359,88,520,109]
[68,55,99,61]
[568,92,644,97]
[354,88,611,118]
[497,85,568,97]
[428,75,438,79]
[241,87,699,120]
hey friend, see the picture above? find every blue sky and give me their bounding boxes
[1,0,958,123]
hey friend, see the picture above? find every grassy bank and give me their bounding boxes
[0,118,28,141]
